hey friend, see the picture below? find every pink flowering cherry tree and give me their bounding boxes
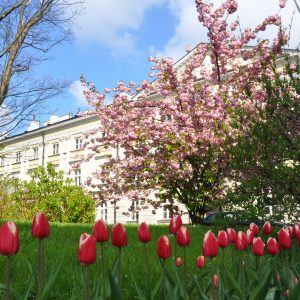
[80,0,288,223]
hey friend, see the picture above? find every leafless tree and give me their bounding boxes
[0,0,83,136]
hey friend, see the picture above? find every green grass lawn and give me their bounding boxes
[0,221,211,299]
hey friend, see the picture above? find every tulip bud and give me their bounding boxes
[138,222,151,243]
[226,228,236,243]
[295,276,299,285]
[203,230,218,257]
[157,235,171,259]
[32,212,50,239]
[292,224,299,237]
[246,229,254,245]
[0,222,19,256]
[176,257,182,267]
[196,255,205,269]
[176,226,190,247]
[286,226,294,238]
[262,221,272,235]
[267,237,280,255]
[250,223,259,236]
[93,219,109,243]
[235,231,247,251]
[213,274,218,288]
[252,237,265,256]
[78,233,96,265]
[218,230,228,248]
[111,223,127,247]
[284,289,289,297]
[278,228,292,249]
[169,215,182,234]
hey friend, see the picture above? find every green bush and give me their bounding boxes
[0,163,95,223]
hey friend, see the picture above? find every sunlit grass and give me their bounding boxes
[0,220,211,299]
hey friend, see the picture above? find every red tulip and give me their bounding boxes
[0,222,19,256]
[226,228,236,243]
[176,226,190,247]
[93,219,109,243]
[267,238,280,255]
[196,255,205,269]
[250,223,259,236]
[213,274,218,288]
[278,228,292,249]
[246,229,254,245]
[292,224,299,237]
[32,212,50,239]
[176,257,182,267]
[298,230,300,245]
[295,277,299,285]
[138,222,151,243]
[78,233,96,265]
[218,230,228,248]
[235,231,247,251]
[203,230,218,257]
[111,223,127,247]
[286,226,294,238]
[262,221,272,235]
[157,235,171,259]
[169,215,182,234]
[252,237,265,256]
[284,289,289,297]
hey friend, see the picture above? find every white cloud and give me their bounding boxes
[157,0,300,60]
[69,80,87,105]
[73,0,166,55]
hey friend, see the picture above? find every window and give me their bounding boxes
[0,157,4,166]
[33,147,39,159]
[131,201,139,222]
[52,143,59,155]
[75,138,82,150]
[74,169,81,186]
[163,206,171,219]
[99,202,108,221]
[16,152,21,163]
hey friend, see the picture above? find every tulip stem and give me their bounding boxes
[118,247,122,286]
[173,234,177,263]
[183,246,188,299]
[285,251,290,292]
[210,258,216,300]
[100,242,106,298]
[162,260,167,300]
[255,256,259,273]
[5,256,10,300]
[83,266,90,300]
[144,243,150,297]
[37,238,45,300]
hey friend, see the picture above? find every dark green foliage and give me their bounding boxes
[228,56,300,220]
[0,163,95,223]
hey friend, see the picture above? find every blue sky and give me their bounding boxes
[35,0,300,123]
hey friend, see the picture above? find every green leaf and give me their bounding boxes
[265,287,277,300]
[131,273,146,300]
[0,283,23,300]
[223,265,244,299]
[289,279,300,300]
[108,271,123,300]
[193,276,209,300]
[41,260,63,300]
[151,275,162,300]
[249,267,272,300]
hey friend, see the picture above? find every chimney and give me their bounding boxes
[28,115,39,131]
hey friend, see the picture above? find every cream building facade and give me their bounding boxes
[0,113,189,224]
